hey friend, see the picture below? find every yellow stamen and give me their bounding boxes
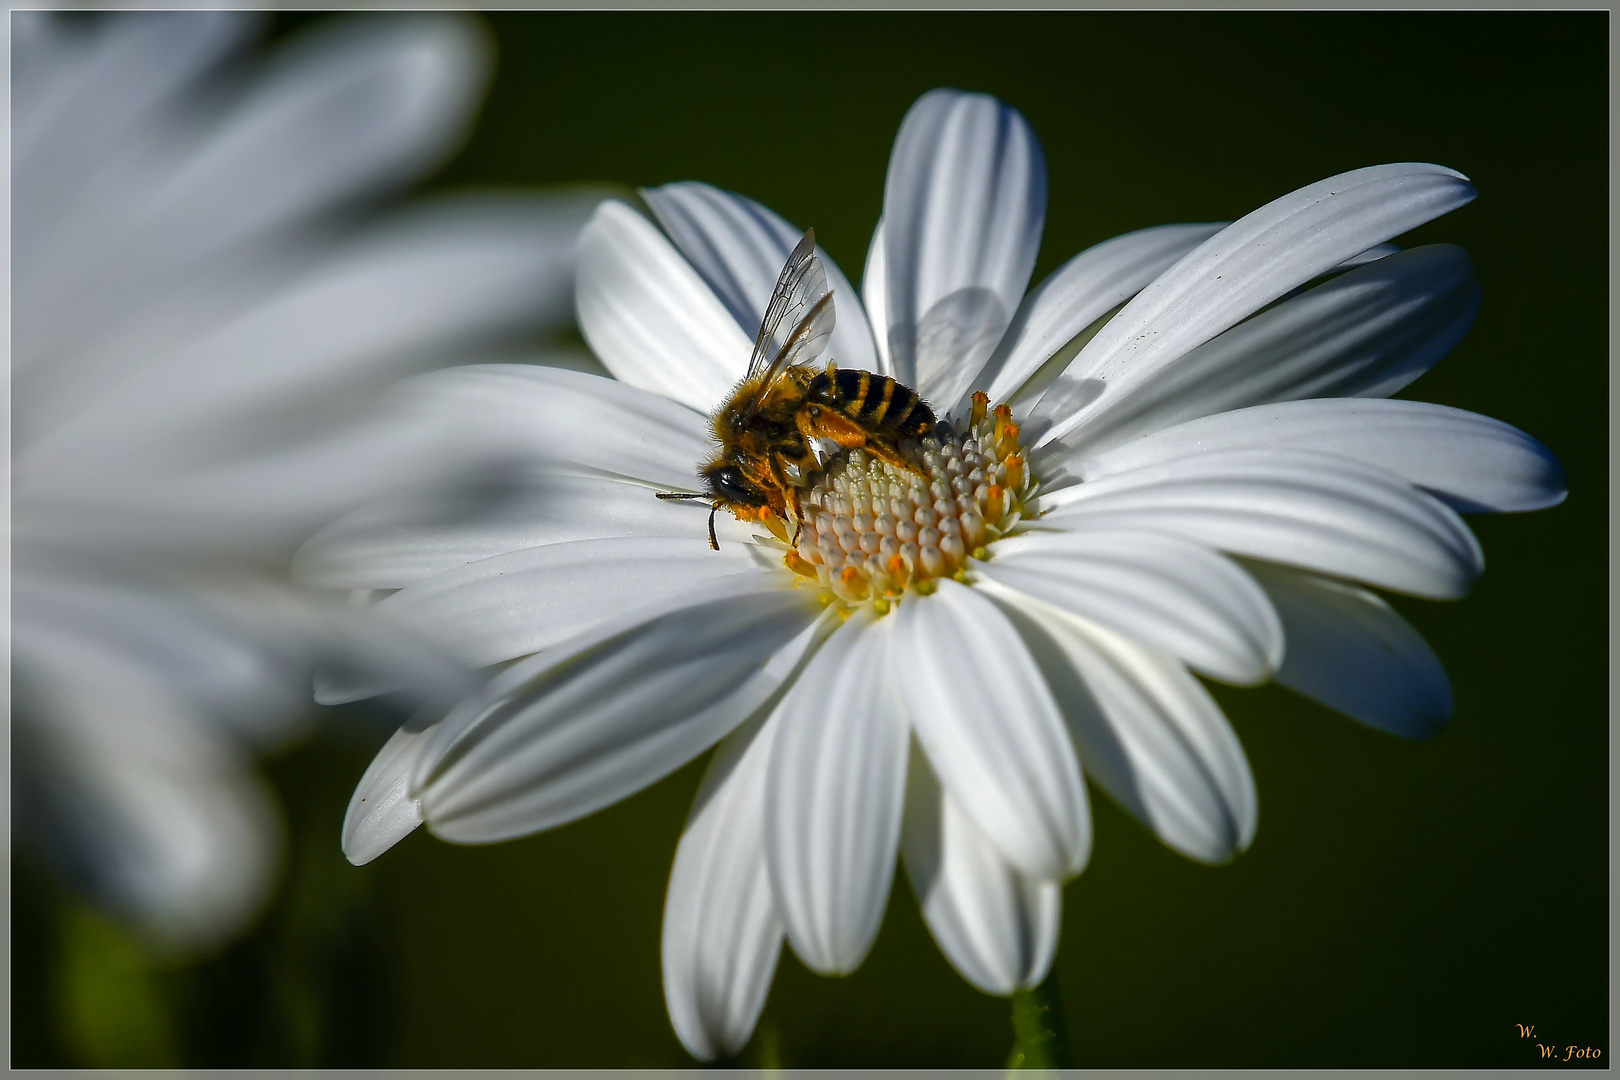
[835,565,870,603]
[992,403,1014,446]
[985,484,1006,521]
[970,391,990,430]
[887,553,911,593]
[996,421,1021,462]
[759,509,790,543]
[784,550,818,578]
[1004,454,1025,491]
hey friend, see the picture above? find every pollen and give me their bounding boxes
[787,391,1031,614]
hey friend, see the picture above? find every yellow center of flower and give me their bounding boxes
[774,394,1030,614]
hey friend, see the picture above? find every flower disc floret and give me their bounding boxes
[780,393,1030,612]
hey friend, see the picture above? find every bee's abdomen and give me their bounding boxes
[809,367,934,439]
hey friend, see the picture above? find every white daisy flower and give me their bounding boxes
[12,12,597,951]
[303,89,1565,1058]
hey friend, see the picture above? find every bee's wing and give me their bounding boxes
[745,229,836,397]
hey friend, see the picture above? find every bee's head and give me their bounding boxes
[701,461,767,508]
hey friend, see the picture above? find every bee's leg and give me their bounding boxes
[798,406,922,476]
[786,487,804,547]
[796,404,864,448]
[767,453,807,546]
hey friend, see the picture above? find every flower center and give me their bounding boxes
[778,393,1030,613]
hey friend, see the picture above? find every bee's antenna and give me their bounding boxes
[655,491,722,552]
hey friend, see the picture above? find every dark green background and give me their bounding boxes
[15,11,1607,1069]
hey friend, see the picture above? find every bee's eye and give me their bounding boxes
[710,466,756,503]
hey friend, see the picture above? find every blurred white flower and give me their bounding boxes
[302,90,1565,1057]
[11,11,598,952]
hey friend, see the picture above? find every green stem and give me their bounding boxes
[754,1014,783,1072]
[1006,971,1073,1071]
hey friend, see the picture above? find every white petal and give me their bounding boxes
[13,570,463,731]
[309,596,479,707]
[15,12,250,266]
[893,580,1088,880]
[415,589,826,843]
[981,223,1226,406]
[11,9,75,105]
[1039,163,1477,446]
[663,709,784,1062]
[994,598,1256,863]
[25,195,595,478]
[405,363,715,491]
[881,90,1046,408]
[20,15,490,369]
[576,200,751,412]
[14,630,279,951]
[1248,562,1451,738]
[862,217,893,374]
[1074,398,1567,515]
[161,13,487,236]
[900,745,1059,995]
[765,611,908,974]
[341,717,435,865]
[978,529,1283,685]
[13,575,307,742]
[1039,448,1485,599]
[23,403,453,558]
[1337,242,1402,268]
[642,181,878,373]
[371,537,765,668]
[295,472,710,591]
[1048,245,1480,454]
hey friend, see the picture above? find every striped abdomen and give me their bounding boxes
[806,366,934,439]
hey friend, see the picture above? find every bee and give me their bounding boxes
[658,229,936,549]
